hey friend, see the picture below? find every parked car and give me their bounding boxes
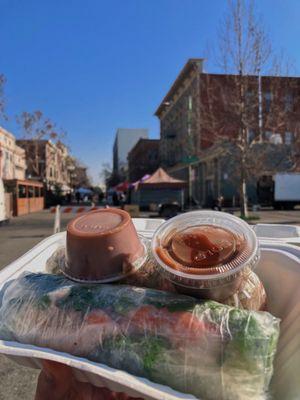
[158,202,181,218]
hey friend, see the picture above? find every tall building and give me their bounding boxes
[128,138,160,182]
[155,59,203,168]
[155,58,300,205]
[0,127,26,180]
[113,128,148,177]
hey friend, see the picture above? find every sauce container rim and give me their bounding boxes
[151,210,260,281]
[67,208,131,238]
[61,234,149,284]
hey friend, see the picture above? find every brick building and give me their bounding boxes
[155,58,300,206]
[128,138,160,182]
[16,139,72,191]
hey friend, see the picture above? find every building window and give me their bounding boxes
[264,92,272,112]
[166,133,176,139]
[270,133,283,145]
[18,185,27,198]
[265,131,272,141]
[50,167,53,177]
[285,93,293,112]
[247,129,255,143]
[35,187,40,197]
[285,132,293,145]
[245,91,255,107]
[188,96,193,111]
[28,186,34,198]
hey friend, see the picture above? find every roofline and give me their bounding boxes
[0,126,15,140]
[16,139,61,148]
[155,63,300,117]
[200,72,300,79]
[116,128,149,136]
[128,138,160,157]
[16,139,49,144]
[154,58,204,117]
[15,145,26,153]
[4,178,43,187]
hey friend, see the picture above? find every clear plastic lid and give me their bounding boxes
[151,210,260,282]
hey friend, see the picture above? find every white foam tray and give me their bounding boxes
[0,220,299,400]
[253,223,300,239]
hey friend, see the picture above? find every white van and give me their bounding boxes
[0,178,8,224]
[273,173,300,209]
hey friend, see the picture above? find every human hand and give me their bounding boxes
[34,360,142,400]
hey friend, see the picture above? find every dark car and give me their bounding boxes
[158,202,181,218]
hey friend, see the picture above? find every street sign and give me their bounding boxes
[182,155,198,164]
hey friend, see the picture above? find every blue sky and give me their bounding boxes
[1,0,299,184]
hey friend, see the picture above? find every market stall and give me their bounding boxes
[4,179,44,216]
[131,168,186,209]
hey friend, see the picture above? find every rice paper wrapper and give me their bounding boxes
[0,272,280,400]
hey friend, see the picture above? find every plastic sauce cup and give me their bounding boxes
[65,209,147,283]
[151,210,260,301]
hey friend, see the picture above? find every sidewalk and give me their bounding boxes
[0,211,74,269]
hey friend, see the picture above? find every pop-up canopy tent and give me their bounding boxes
[130,174,151,189]
[76,187,93,195]
[138,168,185,189]
[131,168,186,208]
[115,181,129,192]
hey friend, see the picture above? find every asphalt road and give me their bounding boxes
[0,208,299,400]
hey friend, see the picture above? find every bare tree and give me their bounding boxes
[100,162,125,188]
[100,162,112,184]
[205,0,300,216]
[0,74,7,121]
[218,0,270,217]
[16,110,66,179]
[69,157,91,188]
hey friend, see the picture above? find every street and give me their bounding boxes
[0,210,75,268]
[0,208,300,400]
